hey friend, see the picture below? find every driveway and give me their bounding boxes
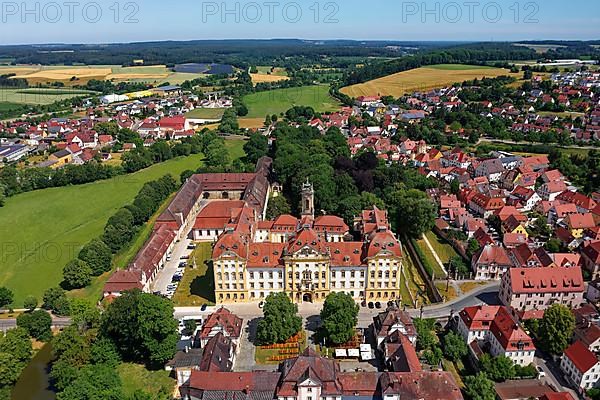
[534,354,579,399]
[151,237,195,295]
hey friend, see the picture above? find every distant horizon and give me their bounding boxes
[1,37,599,48]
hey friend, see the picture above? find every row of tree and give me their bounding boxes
[255,292,359,347]
[59,174,178,293]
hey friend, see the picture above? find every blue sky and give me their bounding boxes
[0,0,599,44]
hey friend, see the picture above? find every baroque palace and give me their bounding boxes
[210,180,404,304]
[103,156,404,304]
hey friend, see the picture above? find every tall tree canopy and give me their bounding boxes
[256,293,302,345]
[320,292,359,345]
[101,290,178,366]
[539,303,575,354]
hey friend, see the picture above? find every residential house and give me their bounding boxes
[197,308,243,349]
[457,305,535,365]
[537,181,568,201]
[373,307,417,348]
[472,244,513,280]
[469,193,505,218]
[562,213,596,238]
[499,266,585,312]
[560,341,600,392]
[582,241,600,280]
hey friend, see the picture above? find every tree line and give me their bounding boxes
[269,121,438,238]
[60,174,178,291]
[0,127,206,207]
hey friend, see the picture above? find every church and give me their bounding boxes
[212,180,405,304]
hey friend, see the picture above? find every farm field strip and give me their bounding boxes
[341,64,518,97]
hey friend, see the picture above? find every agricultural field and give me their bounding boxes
[0,64,209,86]
[185,107,226,120]
[0,87,96,105]
[0,153,208,306]
[341,64,518,97]
[251,66,289,85]
[242,85,341,119]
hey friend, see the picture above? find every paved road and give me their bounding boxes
[217,281,501,329]
[534,354,579,399]
[0,316,71,332]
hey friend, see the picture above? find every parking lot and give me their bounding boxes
[151,237,196,297]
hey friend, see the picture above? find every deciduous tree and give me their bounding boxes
[539,303,575,354]
[463,372,496,400]
[442,331,468,362]
[256,293,302,345]
[78,239,113,276]
[17,310,52,341]
[101,290,178,366]
[0,287,13,309]
[320,292,359,345]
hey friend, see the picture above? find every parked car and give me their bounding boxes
[368,302,374,309]
[536,365,546,378]
[179,262,187,268]
[200,304,207,311]
[187,244,196,250]
[180,255,190,260]
[172,275,182,283]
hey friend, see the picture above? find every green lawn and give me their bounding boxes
[428,64,498,70]
[118,363,175,398]
[185,107,226,120]
[224,138,247,160]
[1,140,246,306]
[424,231,459,264]
[242,85,341,118]
[0,154,205,306]
[70,191,178,302]
[172,242,215,306]
[414,237,447,279]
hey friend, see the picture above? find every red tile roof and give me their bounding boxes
[247,243,285,268]
[564,341,598,373]
[507,266,584,294]
[200,307,243,340]
[540,393,575,400]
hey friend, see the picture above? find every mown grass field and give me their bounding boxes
[0,154,208,306]
[185,107,226,120]
[118,363,175,398]
[1,140,246,306]
[341,64,518,97]
[0,87,96,105]
[424,231,459,265]
[414,235,447,280]
[242,85,341,119]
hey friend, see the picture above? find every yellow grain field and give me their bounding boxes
[13,67,113,80]
[341,65,517,97]
[250,73,290,84]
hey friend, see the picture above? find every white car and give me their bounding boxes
[536,365,546,378]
